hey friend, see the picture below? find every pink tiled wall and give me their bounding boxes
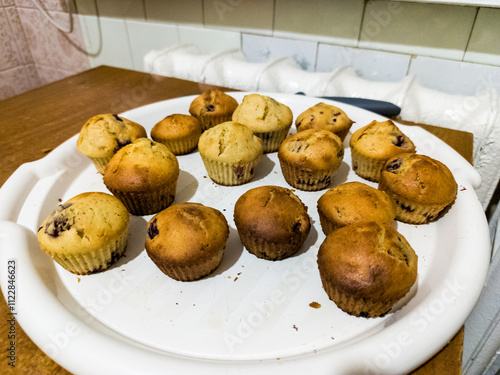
[0,0,89,101]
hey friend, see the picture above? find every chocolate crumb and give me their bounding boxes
[148,218,159,239]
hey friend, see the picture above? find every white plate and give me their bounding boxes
[0,93,490,375]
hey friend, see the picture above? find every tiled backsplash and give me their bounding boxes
[2,0,499,100]
[0,0,89,100]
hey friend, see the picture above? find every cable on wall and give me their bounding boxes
[30,0,73,33]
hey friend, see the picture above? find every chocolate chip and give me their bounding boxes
[148,218,159,239]
[400,203,414,213]
[113,114,123,122]
[115,139,132,152]
[392,134,406,147]
[292,222,302,232]
[385,158,402,173]
[234,165,244,179]
[206,105,215,112]
[45,215,71,237]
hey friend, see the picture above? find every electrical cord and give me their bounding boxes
[30,0,73,33]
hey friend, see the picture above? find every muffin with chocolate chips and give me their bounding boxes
[145,203,229,281]
[198,121,263,186]
[77,113,147,174]
[295,102,354,141]
[37,192,129,275]
[103,138,179,215]
[278,129,344,191]
[234,185,311,260]
[317,222,418,318]
[349,120,416,182]
[378,153,458,224]
[189,90,238,131]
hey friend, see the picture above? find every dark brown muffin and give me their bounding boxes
[234,185,311,260]
[378,153,458,224]
[145,203,229,281]
[317,222,418,318]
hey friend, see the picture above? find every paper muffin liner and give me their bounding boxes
[107,182,177,215]
[89,156,113,174]
[238,232,304,261]
[47,233,128,275]
[148,249,224,281]
[319,272,399,318]
[378,183,450,224]
[160,137,199,156]
[279,159,336,191]
[350,148,386,182]
[200,155,261,186]
[254,126,291,153]
[197,114,233,132]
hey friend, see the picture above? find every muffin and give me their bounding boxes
[232,94,293,153]
[317,181,396,235]
[378,153,458,224]
[234,185,311,260]
[295,102,354,141]
[103,138,179,215]
[37,192,129,275]
[198,121,263,186]
[151,113,202,155]
[77,113,147,174]
[317,222,418,318]
[145,203,229,281]
[189,90,238,131]
[278,129,344,191]
[349,120,416,182]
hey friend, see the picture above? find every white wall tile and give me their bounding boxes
[79,15,134,69]
[242,33,318,71]
[359,1,476,60]
[177,25,240,54]
[145,0,202,25]
[273,0,364,47]
[126,20,179,70]
[464,7,500,66]
[204,0,273,35]
[316,43,411,82]
[409,55,500,96]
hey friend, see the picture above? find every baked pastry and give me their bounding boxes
[317,181,396,235]
[198,121,263,186]
[278,129,344,191]
[37,192,129,275]
[151,113,202,155]
[295,102,354,141]
[378,153,458,224]
[317,222,418,318]
[145,203,229,281]
[103,138,179,215]
[234,185,311,260]
[349,120,416,182]
[232,94,293,153]
[77,113,147,174]
[189,90,238,131]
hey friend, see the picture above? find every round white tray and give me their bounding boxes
[0,92,490,375]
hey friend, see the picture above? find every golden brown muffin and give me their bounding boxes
[234,185,311,260]
[37,192,129,275]
[198,121,263,186]
[232,94,293,153]
[317,222,418,318]
[103,138,179,215]
[295,102,354,141]
[77,113,147,174]
[145,203,229,281]
[189,90,238,131]
[151,114,202,155]
[349,120,416,182]
[317,181,396,235]
[378,153,458,224]
[278,129,344,191]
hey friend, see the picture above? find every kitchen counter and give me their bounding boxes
[0,66,472,374]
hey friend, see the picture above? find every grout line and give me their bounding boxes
[462,7,480,62]
[356,0,369,47]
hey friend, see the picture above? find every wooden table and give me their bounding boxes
[0,66,472,374]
